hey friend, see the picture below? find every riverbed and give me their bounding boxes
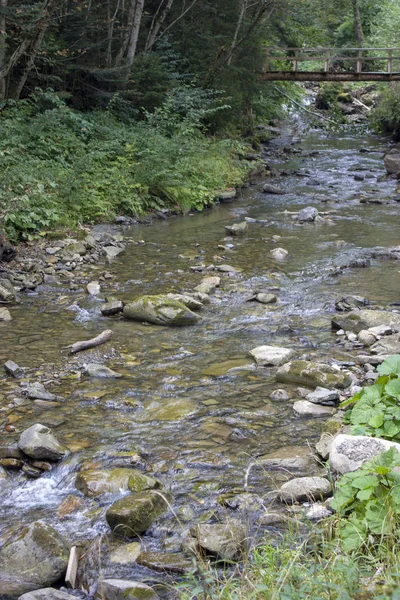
[1,121,399,592]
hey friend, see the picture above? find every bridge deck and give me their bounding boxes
[263,47,400,82]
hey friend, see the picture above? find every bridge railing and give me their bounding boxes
[264,47,400,75]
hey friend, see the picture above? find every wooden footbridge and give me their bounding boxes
[263,48,400,81]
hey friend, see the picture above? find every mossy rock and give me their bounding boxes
[75,468,159,497]
[106,490,170,537]
[276,360,351,390]
[123,296,201,326]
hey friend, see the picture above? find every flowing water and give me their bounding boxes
[0,122,399,585]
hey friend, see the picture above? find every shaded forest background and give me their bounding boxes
[1,0,399,240]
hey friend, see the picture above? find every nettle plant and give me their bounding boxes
[331,447,400,552]
[343,355,400,440]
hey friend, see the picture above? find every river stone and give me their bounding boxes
[137,551,192,573]
[384,150,400,175]
[123,296,201,326]
[293,400,334,417]
[358,329,377,346]
[329,434,400,474]
[276,360,351,390]
[263,183,285,194]
[84,363,121,378]
[305,503,332,521]
[278,477,332,503]
[306,387,339,405]
[270,247,289,260]
[0,278,17,303]
[0,522,70,594]
[254,293,277,304]
[0,307,12,321]
[335,295,369,312]
[109,542,141,564]
[371,333,400,356]
[332,310,400,334]
[4,360,23,377]
[106,490,170,536]
[103,246,124,260]
[270,389,290,402]
[24,383,56,402]
[315,433,335,460]
[18,590,74,600]
[165,293,203,311]
[86,281,101,295]
[225,222,248,236]
[257,446,315,473]
[75,468,159,497]
[101,299,124,316]
[218,189,237,202]
[249,345,296,366]
[98,580,159,600]
[65,241,86,256]
[297,206,318,222]
[18,424,67,461]
[190,520,248,561]
[194,276,220,295]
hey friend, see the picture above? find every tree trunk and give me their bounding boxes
[145,0,174,53]
[106,0,121,67]
[126,0,145,69]
[352,0,364,47]
[114,0,136,66]
[0,0,6,97]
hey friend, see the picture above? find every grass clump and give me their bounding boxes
[0,89,248,242]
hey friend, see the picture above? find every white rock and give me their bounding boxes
[270,247,289,260]
[249,345,296,366]
[279,477,332,503]
[293,400,334,417]
[86,281,101,295]
[329,434,400,474]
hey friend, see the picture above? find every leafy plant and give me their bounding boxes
[331,447,400,553]
[343,355,400,440]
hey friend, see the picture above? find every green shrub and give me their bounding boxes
[343,355,400,440]
[370,83,400,140]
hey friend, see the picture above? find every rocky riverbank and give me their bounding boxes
[1,118,400,599]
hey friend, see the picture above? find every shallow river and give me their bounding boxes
[1,122,399,586]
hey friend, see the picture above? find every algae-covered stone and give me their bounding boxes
[19,589,74,600]
[190,520,248,562]
[98,579,159,600]
[278,477,332,503]
[137,551,192,573]
[0,521,70,593]
[249,345,296,366]
[332,310,400,334]
[18,424,67,461]
[165,293,203,311]
[123,296,201,326]
[225,222,248,236]
[84,363,121,378]
[109,542,141,564]
[106,490,170,537]
[276,360,351,390]
[75,468,159,497]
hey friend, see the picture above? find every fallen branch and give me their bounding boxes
[272,86,339,125]
[353,97,371,111]
[65,329,114,354]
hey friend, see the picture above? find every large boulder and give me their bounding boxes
[97,579,159,600]
[384,149,400,175]
[190,520,248,561]
[0,522,70,596]
[75,468,159,497]
[123,296,201,326]
[249,345,296,366]
[0,278,17,303]
[329,434,400,474]
[278,477,332,503]
[18,424,67,461]
[332,310,400,334]
[106,490,170,537]
[18,590,73,600]
[165,293,203,311]
[276,360,351,390]
[371,333,400,356]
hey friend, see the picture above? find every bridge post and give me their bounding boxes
[388,49,393,74]
[356,49,363,74]
[293,48,299,73]
[324,49,331,73]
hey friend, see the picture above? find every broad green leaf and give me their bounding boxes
[356,488,375,501]
[368,412,384,428]
[340,517,366,552]
[383,421,400,438]
[378,355,400,376]
[351,475,379,490]
[386,378,400,398]
[365,501,390,535]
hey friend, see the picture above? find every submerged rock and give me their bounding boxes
[84,363,121,378]
[293,400,334,417]
[249,345,296,366]
[270,247,289,260]
[0,278,17,303]
[225,222,248,236]
[262,183,285,194]
[165,293,203,311]
[0,307,12,321]
[194,276,220,295]
[19,590,74,600]
[329,434,400,474]
[24,383,56,402]
[276,360,351,390]
[86,281,101,295]
[75,468,159,497]
[137,551,192,573]
[106,490,170,537]
[297,206,318,222]
[190,520,248,561]
[247,293,277,304]
[278,477,332,503]
[123,295,201,326]
[18,424,67,461]
[0,522,70,595]
[98,579,159,600]
[109,542,141,564]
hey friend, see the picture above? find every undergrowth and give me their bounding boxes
[0,89,248,242]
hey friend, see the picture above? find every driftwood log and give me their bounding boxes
[65,329,114,354]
